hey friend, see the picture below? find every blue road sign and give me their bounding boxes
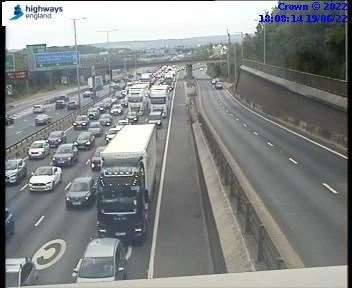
[34,51,79,70]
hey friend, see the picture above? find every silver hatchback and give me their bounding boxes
[73,238,127,283]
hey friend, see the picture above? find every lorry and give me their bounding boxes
[97,124,157,244]
[139,73,152,87]
[127,83,149,116]
[149,85,169,118]
[88,75,103,92]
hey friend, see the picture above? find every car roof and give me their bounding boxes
[58,143,73,148]
[78,131,92,136]
[6,158,21,163]
[50,130,63,135]
[33,140,47,144]
[35,166,52,170]
[84,238,119,258]
[6,258,29,272]
[149,111,162,115]
[72,176,92,184]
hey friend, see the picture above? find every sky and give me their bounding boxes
[2,1,277,50]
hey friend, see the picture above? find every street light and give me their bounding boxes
[72,17,87,112]
[255,10,268,64]
[97,29,118,96]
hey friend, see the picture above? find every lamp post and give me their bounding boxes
[97,29,118,96]
[72,17,87,112]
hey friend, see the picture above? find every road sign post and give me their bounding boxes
[6,55,15,72]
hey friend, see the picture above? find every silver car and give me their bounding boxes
[34,114,52,126]
[73,238,127,283]
[28,140,50,160]
[88,121,103,137]
[6,258,38,287]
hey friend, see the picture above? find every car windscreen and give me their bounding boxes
[108,129,118,135]
[6,271,19,287]
[70,182,89,192]
[76,116,88,121]
[6,160,18,170]
[31,142,44,148]
[56,146,72,154]
[150,97,166,104]
[34,167,53,176]
[101,114,110,119]
[89,122,100,128]
[77,134,90,140]
[149,114,161,120]
[79,257,114,279]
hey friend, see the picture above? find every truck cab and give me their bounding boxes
[97,161,149,245]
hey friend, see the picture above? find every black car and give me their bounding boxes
[52,143,79,167]
[5,208,14,237]
[73,115,89,130]
[56,94,70,102]
[88,121,103,137]
[99,114,112,126]
[6,115,14,125]
[66,177,96,208]
[55,100,67,110]
[47,131,66,148]
[67,101,79,110]
[74,132,95,150]
[90,146,105,171]
[87,108,100,120]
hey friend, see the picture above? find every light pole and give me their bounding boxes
[97,29,118,96]
[72,17,87,112]
[345,12,348,82]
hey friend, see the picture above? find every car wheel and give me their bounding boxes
[66,202,71,209]
[23,168,27,178]
[51,181,55,192]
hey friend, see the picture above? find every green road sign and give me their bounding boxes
[27,44,47,54]
[6,55,15,72]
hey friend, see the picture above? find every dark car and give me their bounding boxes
[126,111,138,123]
[99,114,112,126]
[67,100,79,110]
[73,115,89,130]
[55,100,67,110]
[66,177,96,208]
[90,146,105,171]
[52,143,79,167]
[87,108,100,120]
[55,94,70,102]
[47,131,66,148]
[6,159,27,184]
[88,121,103,137]
[74,132,95,150]
[6,115,14,125]
[5,208,14,237]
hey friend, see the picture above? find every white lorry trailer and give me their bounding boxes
[127,83,149,116]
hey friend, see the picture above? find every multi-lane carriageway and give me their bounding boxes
[5,68,347,286]
[6,71,215,285]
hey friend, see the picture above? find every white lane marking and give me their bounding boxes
[23,119,27,122]
[32,239,66,270]
[243,123,247,128]
[236,118,239,121]
[289,158,298,164]
[65,182,72,191]
[267,142,274,147]
[85,159,90,165]
[125,246,132,260]
[34,216,45,227]
[64,126,73,133]
[224,90,347,160]
[322,183,338,194]
[24,156,29,160]
[20,184,28,191]
[16,130,23,135]
[253,131,258,136]
[148,75,178,279]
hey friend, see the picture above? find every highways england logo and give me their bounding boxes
[10,4,63,21]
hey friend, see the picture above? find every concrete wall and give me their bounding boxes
[233,68,347,149]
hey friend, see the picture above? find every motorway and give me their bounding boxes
[194,70,347,267]
[5,71,215,285]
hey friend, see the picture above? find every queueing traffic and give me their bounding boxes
[5,65,178,286]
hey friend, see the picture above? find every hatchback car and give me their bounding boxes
[73,238,127,283]
[83,91,92,98]
[95,103,105,113]
[148,111,162,128]
[66,177,96,208]
[100,114,112,126]
[73,115,89,130]
[110,104,123,116]
[88,121,103,137]
[215,81,223,89]
[28,140,50,160]
[47,131,66,148]
[91,146,105,171]
[52,143,79,167]
[6,258,38,287]
[67,101,79,110]
[34,114,52,126]
[5,208,15,237]
[55,100,67,110]
[117,119,129,126]
[87,108,100,120]
[126,111,138,123]
[74,132,95,150]
[5,159,27,184]
[32,104,46,114]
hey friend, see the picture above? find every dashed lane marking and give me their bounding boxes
[322,183,338,194]
[34,216,45,227]
[289,158,298,164]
